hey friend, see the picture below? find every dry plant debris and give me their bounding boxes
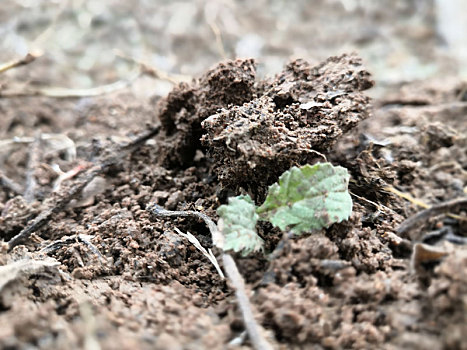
[1,50,466,349]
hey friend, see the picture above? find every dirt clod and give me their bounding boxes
[1,49,466,349]
[202,54,374,199]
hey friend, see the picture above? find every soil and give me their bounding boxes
[1,2,467,350]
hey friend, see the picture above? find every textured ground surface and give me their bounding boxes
[1,1,466,349]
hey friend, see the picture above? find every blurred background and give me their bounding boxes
[1,0,466,99]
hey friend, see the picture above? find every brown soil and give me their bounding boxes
[1,3,467,350]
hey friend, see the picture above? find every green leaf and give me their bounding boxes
[256,163,352,234]
[217,195,263,256]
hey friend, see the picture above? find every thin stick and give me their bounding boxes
[429,161,467,177]
[53,164,88,192]
[384,185,465,221]
[384,186,429,209]
[397,197,467,236]
[382,101,467,111]
[207,21,227,59]
[174,227,224,279]
[41,234,105,263]
[0,69,141,98]
[24,133,42,203]
[223,254,273,350]
[119,125,162,152]
[0,52,41,74]
[7,125,160,251]
[147,204,220,243]
[76,234,105,262]
[0,134,76,161]
[114,50,191,84]
[8,164,103,250]
[350,191,395,214]
[147,205,273,350]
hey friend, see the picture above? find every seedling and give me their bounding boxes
[147,162,352,350]
[217,162,352,256]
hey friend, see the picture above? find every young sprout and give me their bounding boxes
[217,163,352,255]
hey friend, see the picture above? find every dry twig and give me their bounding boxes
[223,254,273,350]
[24,132,42,203]
[174,227,224,279]
[7,125,160,251]
[384,186,429,209]
[0,52,41,75]
[147,204,222,246]
[350,191,395,214]
[207,21,227,59]
[147,204,273,350]
[397,197,467,236]
[0,69,142,98]
[0,133,76,161]
[41,234,105,263]
[385,185,466,221]
[114,50,191,84]
[52,163,89,192]
[7,164,104,250]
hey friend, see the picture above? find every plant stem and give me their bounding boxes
[148,205,274,350]
[222,254,274,350]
